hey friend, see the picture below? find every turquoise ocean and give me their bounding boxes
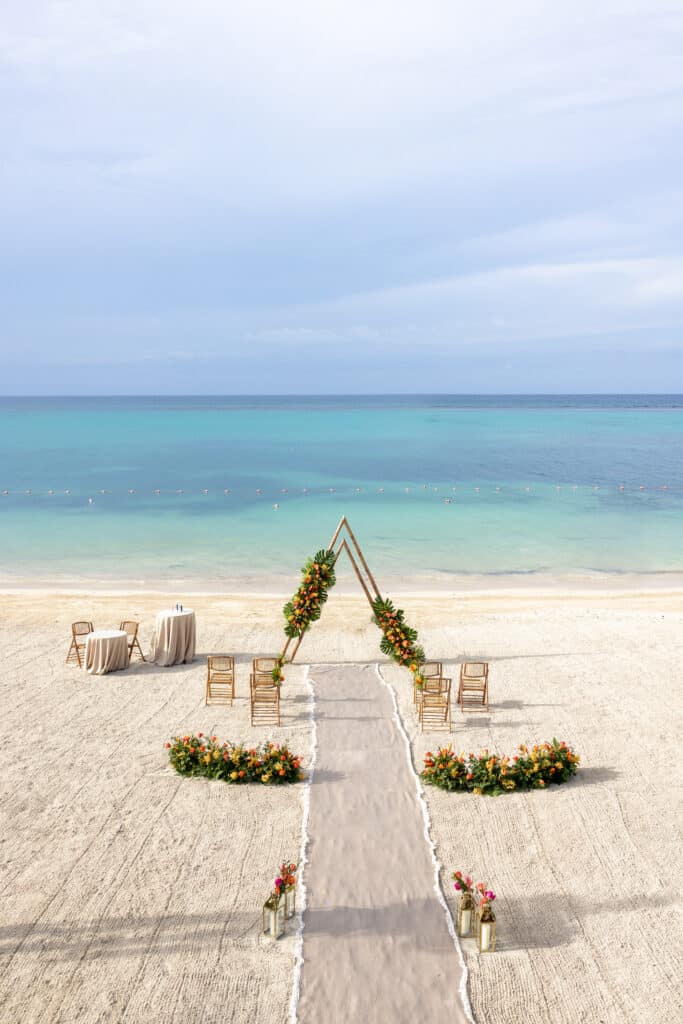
[1,395,682,586]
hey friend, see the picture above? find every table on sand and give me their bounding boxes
[296,663,470,1024]
[151,608,196,666]
[84,629,130,675]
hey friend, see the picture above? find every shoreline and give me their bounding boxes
[2,569,683,596]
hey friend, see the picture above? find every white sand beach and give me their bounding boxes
[1,588,681,1024]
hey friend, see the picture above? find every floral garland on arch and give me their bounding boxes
[283,548,337,639]
[372,596,426,687]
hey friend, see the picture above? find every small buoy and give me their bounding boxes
[201,488,208,495]
[495,486,501,492]
[153,488,160,495]
[65,489,71,495]
[329,487,335,493]
[256,488,263,495]
[280,488,288,494]
[128,489,136,495]
[474,487,480,493]
[24,489,32,496]
[639,485,646,491]
[378,488,384,494]
[355,487,361,493]
[223,489,232,495]
[2,490,8,496]
[48,489,54,496]
[177,489,184,495]
[442,497,452,504]
[87,497,94,505]
[272,503,279,510]
[99,489,107,495]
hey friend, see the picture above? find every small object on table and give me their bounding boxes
[152,607,196,666]
[84,629,130,676]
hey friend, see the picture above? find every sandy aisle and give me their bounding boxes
[296,664,469,1023]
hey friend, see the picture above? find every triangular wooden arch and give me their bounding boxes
[280,516,383,663]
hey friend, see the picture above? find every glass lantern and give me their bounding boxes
[457,892,474,937]
[263,892,285,939]
[284,884,296,920]
[477,905,497,953]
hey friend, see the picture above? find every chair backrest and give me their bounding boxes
[72,621,94,638]
[424,675,446,693]
[119,620,139,640]
[251,672,277,690]
[253,656,277,674]
[208,655,234,673]
[422,661,443,677]
[461,662,488,682]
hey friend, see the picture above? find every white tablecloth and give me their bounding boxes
[152,609,196,666]
[84,629,130,675]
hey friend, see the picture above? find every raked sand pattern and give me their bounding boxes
[0,590,681,1023]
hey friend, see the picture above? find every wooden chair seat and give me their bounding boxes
[206,655,235,705]
[250,674,281,726]
[418,677,452,732]
[458,662,489,712]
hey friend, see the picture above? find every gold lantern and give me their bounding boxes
[457,892,474,937]
[477,903,497,953]
[284,884,296,920]
[263,891,285,939]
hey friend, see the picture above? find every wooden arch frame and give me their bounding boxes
[279,516,383,663]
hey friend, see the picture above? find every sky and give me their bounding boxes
[1,0,683,394]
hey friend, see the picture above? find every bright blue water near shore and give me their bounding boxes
[1,395,682,582]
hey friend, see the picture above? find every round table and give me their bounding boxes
[152,608,196,666]
[84,629,130,675]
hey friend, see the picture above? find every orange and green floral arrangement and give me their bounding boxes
[166,734,303,784]
[422,739,580,794]
[372,596,426,688]
[283,548,337,639]
[275,861,297,896]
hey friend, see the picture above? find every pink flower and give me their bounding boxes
[454,882,461,890]
[485,890,496,901]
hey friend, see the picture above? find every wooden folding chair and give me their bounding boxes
[250,673,281,726]
[414,661,443,705]
[457,662,489,712]
[418,677,452,732]
[253,656,277,675]
[205,655,235,705]
[119,620,146,662]
[66,621,94,667]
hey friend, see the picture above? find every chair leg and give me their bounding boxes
[132,637,146,662]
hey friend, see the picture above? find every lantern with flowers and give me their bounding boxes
[475,883,497,952]
[452,871,475,936]
[262,887,285,939]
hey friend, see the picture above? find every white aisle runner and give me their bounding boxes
[295,663,470,1023]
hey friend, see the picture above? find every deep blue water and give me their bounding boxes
[1,395,682,581]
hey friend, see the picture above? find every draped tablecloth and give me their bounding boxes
[152,609,196,666]
[84,629,130,675]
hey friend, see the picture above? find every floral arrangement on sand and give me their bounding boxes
[422,739,580,794]
[476,882,496,908]
[275,861,297,896]
[166,735,303,784]
[372,596,426,688]
[453,870,474,895]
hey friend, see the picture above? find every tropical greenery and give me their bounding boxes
[422,739,580,794]
[372,596,426,686]
[166,735,303,784]
[283,548,337,638]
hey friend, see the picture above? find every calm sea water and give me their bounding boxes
[1,395,682,583]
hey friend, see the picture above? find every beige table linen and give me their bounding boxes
[84,629,130,675]
[152,609,196,666]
